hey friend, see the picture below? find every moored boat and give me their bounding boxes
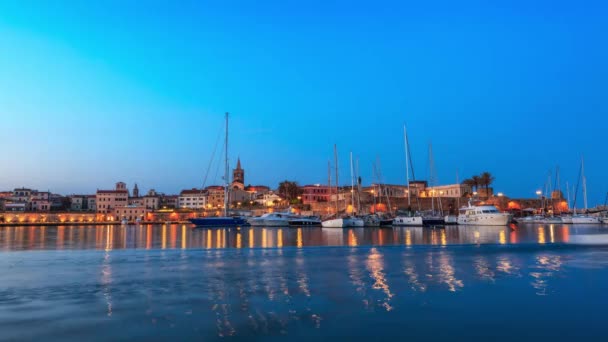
[457,202,511,226]
[322,216,363,228]
[189,113,250,228]
[393,215,423,226]
[288,216,322,226]
[444,215,458,225]
[571,214,601,224]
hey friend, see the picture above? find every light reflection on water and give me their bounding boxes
[0,243,607,339]
[1,224,608,339]
[1,224,607,251]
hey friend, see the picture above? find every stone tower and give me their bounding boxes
[232,158,245,190]
[133,183,139,198]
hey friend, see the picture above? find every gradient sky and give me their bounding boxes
[1,0,607,206]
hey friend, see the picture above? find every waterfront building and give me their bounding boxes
[11,187,32,202]
[255,191,284,207]
[229,188,251,205]
[29,191,51,212]
[407,181,428,197]
[178,189,207,209]
[419,183,473,199]
[96,182,129,214]
[129,197,144,206]
[143,189,161,210]
[69,195,86,211]
[114,205,148,221]
[160,195,178,209]
[206,186,225,208]
[231,158,245,190]
[245,185,270,201]
[301,184,331,204]
[86,195,97,212]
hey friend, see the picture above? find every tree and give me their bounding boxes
[479,171,495,196]
[462,178,475,192]
[278,180,303,201]
[471,175,481,192]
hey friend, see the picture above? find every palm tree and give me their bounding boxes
[479,172,495,197]
[462,178,475,193]
[471,175,481,193]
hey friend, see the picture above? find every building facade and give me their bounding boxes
[114,205,148,221]
[178,189,207,209]
[96,182,129,214]
[302,184,331,204]
[143,189,160,210]
[420,184,473,198]
[206,186,225,208]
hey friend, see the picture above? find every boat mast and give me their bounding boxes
[356,157,361,214]
[566,181,571,211]
[224,112,229,217]
[582,156,588,211]
[404,125,411,207]
[429,142,435,213]
[334,144,339,215]
[327,160,332,215]
[350,152,355,214]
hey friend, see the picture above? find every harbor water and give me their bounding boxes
[1,224,607,340]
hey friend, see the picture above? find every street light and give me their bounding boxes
[536,190,543,213]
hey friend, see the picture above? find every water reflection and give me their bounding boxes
[1,241,608,340]
[0,224,606,251]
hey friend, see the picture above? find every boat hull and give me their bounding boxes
[263,219,291,227]
[289,219,322,226]
[393,216,423,226]
[571,216,601,224]
[189,217,249,227]
[322,218,361,228]
[457,214,511,226]
[444,215,458,225]
[423,217,445,226]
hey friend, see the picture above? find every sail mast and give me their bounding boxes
[582,156,588,211]
[224,112,229,217]
[350,152,355,214]
[356,157,361,214]
[334,144,339,215]
[404,125,411,207]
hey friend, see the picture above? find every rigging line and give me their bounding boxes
[201,122,224,190]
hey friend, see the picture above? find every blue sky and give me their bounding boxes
[1,0,606,206]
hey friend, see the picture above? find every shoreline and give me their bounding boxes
[0,221,191,227]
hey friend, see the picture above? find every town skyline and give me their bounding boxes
[2,0,607,204]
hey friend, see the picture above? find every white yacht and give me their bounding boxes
[571,214,601,224]
[602,217,608,224]
[321,216,364,228]
[457,203,511,226]
[247,210,296,227]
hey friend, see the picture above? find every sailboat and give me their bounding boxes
[570,156,601,224]
[322,145,364,228]
[189,113,249,227]
[393,125,424,226]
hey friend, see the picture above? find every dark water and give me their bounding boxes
[1,224,608,340]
